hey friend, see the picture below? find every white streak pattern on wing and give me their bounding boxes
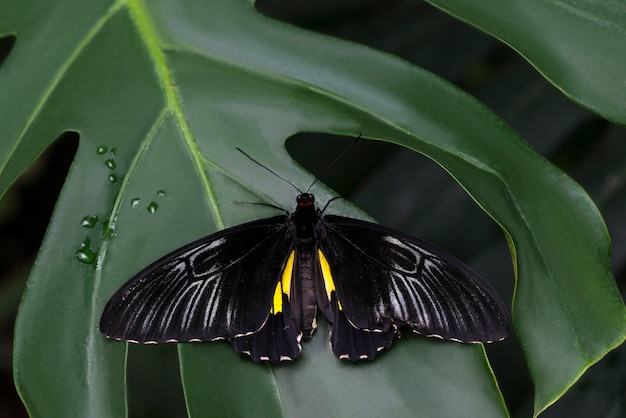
[421,258,450,328]
[143,263,187,334]
[447,267,486,330]
[156,238,233,336]
[177,281,203,331]
[388,272,412,321]
[383,235,470,331]
[182,267,225,333]
[181,277,208,331]
[382,236,419,274]
[180,280,208,331]
[185,240,225,278]
[178,240,228,333]
[118,282,147,331]
[124,280,155,330]
[225,301,234,333]
[414,271,444,327]
[161,266,223,336]
[203,280,222,330]
[156,264,194,333]
[388,275,406,319]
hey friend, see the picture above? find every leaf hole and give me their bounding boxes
[0,34,16,67]
[0,130,78,417]
[0,131,79,280]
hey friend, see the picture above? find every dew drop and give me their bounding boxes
[105,159,116,170]
[108,174,118,183]
[131,198,141,207]
[96,145,107,155]
[76,238,96,264]
[76,249,96,264]
[110,147,117,155]
[147,202,158,214]
[80,215,98,228]
[157,189,166,197]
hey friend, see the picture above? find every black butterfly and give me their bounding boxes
[100,190,509,362]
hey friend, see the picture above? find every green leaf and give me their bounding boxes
[424,0,626,125]
[2,1,624,417]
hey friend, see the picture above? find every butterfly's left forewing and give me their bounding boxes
[100,215,303,361]
[318,215,509,353]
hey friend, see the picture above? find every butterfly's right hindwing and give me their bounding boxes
[100,216,294,345]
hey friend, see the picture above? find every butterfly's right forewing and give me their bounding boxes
[100,215,293,343]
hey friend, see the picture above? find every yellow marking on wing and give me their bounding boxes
[272,250,295,314]
[317,249,343,310]
[281,250,295,296]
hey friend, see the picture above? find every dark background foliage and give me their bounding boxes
[1,1,624,416]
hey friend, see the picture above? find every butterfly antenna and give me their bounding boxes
[237,147,303,194]
[306,134,362,193]
[320,196,342,213]
[233,200,287,214]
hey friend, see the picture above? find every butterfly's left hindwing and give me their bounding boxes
[319,215,509,346]
[100,215,302,360]
[230,291,302,362]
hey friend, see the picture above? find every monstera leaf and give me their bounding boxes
[2,0,624,417]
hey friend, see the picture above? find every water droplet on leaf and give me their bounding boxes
[109,174,118,183]
[105,159,116,170]
[157,189,166,197]
[81,215,98,228]
[96,145,107,155]
[131,198,141,207]
[76,238,96,264]
[147,202,158,214]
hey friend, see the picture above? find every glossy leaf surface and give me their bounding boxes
[2,1,624,417]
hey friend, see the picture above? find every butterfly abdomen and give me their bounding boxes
[297,248,318,340]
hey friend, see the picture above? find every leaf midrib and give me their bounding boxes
[127,0,224,229]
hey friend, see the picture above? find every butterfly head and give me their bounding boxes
[296,193,315,208]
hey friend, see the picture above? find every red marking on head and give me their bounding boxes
[296,193,315,207]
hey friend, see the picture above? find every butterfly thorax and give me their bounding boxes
[291,193,321,243]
